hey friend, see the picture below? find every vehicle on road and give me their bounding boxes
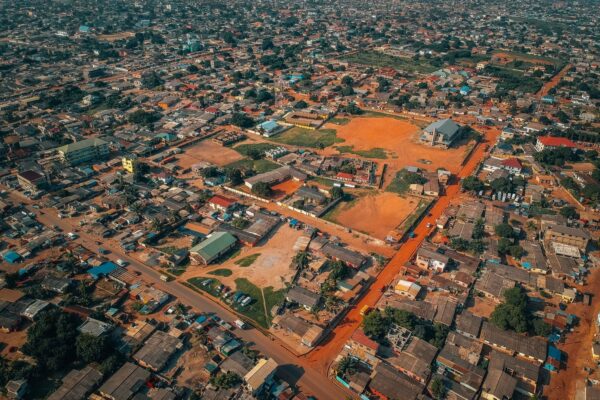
[98,247,109,254]
[235,319,247,329]
[160,274,169,282]
[116,259,128,267]
[67,232,78,240]
[360,305,372,316]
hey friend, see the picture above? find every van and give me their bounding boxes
[235,319,247,329]
[160,274,169,282]
[360,305,372,316]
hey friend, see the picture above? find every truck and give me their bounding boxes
[235,319,247,329]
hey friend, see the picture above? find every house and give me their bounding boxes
[474,270,515,301]
[220,351,256,377]
[481,368,517,400]
[535,136,576,152]
[208,195,237,212]
[245,166,307,189]
[500,158,523,175]
[320,243,366,268]
[271,314,323,347]
[17,170,47,189]
[286,286,321,310]
[5,379,27,400]
[190,232,237,265]
[256,120,285,137]
[78,318,113,337]
[133,330,183,372]
[47,366,103,400]
[369,363,424,400]
[544,224,591,251]
[480,322,547,364]
[57,138,110,165]
[455,311,483,339]
[489,351,540,397]
[98,362,151,400]
[416,243,450,273]
[394,280,422,300]
[420,119,462,148]
[345,328,381,366]
[244,358,278,396]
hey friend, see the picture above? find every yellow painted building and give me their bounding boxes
[122,156,138,173]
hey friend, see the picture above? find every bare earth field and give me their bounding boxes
[324,116,468,174]
[177,140,244,168]
[329,192,419,240]
[271,179,303,199]
[180,225,303,290]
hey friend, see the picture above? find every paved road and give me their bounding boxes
[11,194,349,400]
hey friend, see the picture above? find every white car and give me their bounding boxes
[116,259,128,267]
[67,232,78,240]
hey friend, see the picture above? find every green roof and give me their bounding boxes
[57,138,108,154]
[190,232,236,262]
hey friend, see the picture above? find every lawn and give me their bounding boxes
[485,65,543,93]
[342,50,437,74]
[233,143,279,157]
[270,126,343,148]
[397,199,432,236]
[329,117,350,125]
[225,158,280,174]
[335,145,387,159]
[188,277,223,297]
[209,268,233,277]
[233,278,285,329]
[234,253,260,267]
[386,170,427,194]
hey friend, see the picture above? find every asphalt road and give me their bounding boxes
[12,194,350,400]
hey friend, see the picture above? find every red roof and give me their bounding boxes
[336,172,354,180]
[350,328,380,351]
[208,195,236,208]
[501,158,523,169]
[538,136,576,148]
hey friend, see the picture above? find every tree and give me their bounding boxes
[495,223,515,239]
[341,75,354,86]
[490,287,529,333]
[532,319,552,337]
[330,186,344,200]
[226,168,243,186]
[76,334,110,363]
[473,219,485,239]
[231,112,254,128]
[337,356,359,376]
[210,372,241,389]
[431,377,446,399]
[345,102,363,115]
[294,100,308,109]
[559,206,579,220]
[362,310,391,340]
[461,176,484,192]
[251,182,272,197]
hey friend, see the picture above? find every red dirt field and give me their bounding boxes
[271,179,303,199]
[332,192,419,240]
[178,140,244,167]
[325,116,469,174]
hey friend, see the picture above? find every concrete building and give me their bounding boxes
[420,119,461,148]
[190,232,237,265]
[57,138,109,165]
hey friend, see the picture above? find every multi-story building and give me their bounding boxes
[57,138,109,166]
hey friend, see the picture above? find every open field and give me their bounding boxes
[342,50,437,73]
[233,278,286,328]
[325,192,420,240]
[324,116,467,176]
[334,145,387,159]
[271,178,303,198]
[270,126,343,148]
[224,158,280,174]
[180,225,302,290]
[179,140,244,167]
[491,50,564,68]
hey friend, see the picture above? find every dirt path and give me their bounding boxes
[545,266,600,399]
[260,288,269,325]
[537,64,572,98]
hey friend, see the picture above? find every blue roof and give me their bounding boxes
[460,85,471,93]
[548,346,562,361]
[88,261,118,279]
[3,251,21,264]
[79,25,90,32]
[259,120,280,132]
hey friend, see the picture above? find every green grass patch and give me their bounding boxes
[234,253,260,267]
[485,65,543,93]
[309,176,337,187]
[342,50,437,74]
[329,117,350,125]
[360,110,429,128]
[233,278,284,329]
[209,268,233,277]
[233,143,278,157]
[225,158,280,174]
[188,277,223,297]
[270,126,343,148]
[335,145,387,159]
[386,170,428,194]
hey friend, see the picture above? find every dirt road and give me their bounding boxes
[537,64,572,98]
[303,127,500,372]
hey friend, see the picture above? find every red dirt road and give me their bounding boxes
[303,127,500,372]
[537,64,572,98]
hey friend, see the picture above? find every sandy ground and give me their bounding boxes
[324,117,468,175]
[331,192,419,240]
[467,296,498,319]
[178,140,244,167]
[545,266,600,399]
[0,329,28,360]
[181,225,303,290]
[272,179,303,199]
